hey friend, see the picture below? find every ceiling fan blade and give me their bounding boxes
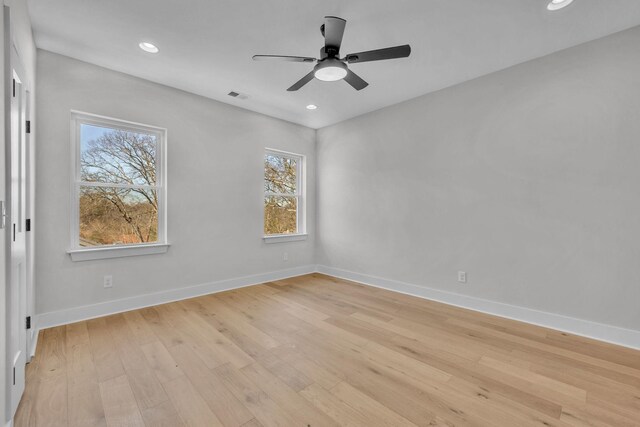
[324,16,346,50]
[345,44,411,64]
[287,70,316,91]
[344,70,368,91]
[253,55,316,63]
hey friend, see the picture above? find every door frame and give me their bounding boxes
[24,80,33,362]
[3,4,33,420]
[0,5,7,424]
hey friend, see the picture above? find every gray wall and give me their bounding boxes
[317,26,640,331]
[36,50,316,315]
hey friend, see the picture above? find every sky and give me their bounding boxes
[80,124,157,186]
[80,124,111,151]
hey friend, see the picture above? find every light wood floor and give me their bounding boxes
[15,274,640,427]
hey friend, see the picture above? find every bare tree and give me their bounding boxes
[264,155,297,234]
[264,155,296,194]
[80,130,158,245]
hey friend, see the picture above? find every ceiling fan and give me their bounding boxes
[252,16,411,91]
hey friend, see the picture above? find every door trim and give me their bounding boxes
[4,5,33,420]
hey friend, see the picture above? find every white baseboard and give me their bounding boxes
[33,263,640,353]
[28,327,38,360]
[36,264,318,331]
[317,265,640,351]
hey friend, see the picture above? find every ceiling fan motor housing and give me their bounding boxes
[320,46,340,59]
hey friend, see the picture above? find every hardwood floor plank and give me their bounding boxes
[270,345,342,390]
[545,330,640,370]
[161,300,256,369]
[65,323,106,427]
[86,318,125,383]
[122,311,159,346]
[99,375,145,427]
[214,364,300,427]
[195,298,280,349]
[329,381,417,426]
[162,375,224,427]
[139,306,185,348]
[104,315,169,410]
[68,381,107,427]
[185,299,269,361]
[265,292,331,322]
[14,331,43,427]
[287,327,448,425]
[444,376,571,427]
[15,274,640,427]
[326,312,565,418]
[185,309,256,368]
[301,382,396,427]
[140,341,183,384]
[214,292,302,344]
[141,400,185,427]
[446,317,640,382]
[167,343,254,426]
[479,356,588,404]
[239,362,340,427]
[155,302,230,369]
[33,327,68,427]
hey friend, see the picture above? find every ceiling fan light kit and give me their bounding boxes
[253,16,411,91]
[314,59,348,81]
[138,41,159,53]
[547,0,574,11]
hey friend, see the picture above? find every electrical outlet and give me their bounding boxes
[458,271,467,283]
[283,252,288,262]
[104,275,113,288]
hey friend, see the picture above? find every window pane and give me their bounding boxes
[264,153,297,194]
[264,196,297,235]
[79,186,158,246]
[80,124,157,186]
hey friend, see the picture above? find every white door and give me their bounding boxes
[7,45,28,417]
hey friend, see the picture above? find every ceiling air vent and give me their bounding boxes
[228,91,248,100]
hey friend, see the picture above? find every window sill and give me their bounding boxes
[68,243,170,262]
[263,234,308,244]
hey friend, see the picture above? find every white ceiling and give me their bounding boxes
[28,0,640,129]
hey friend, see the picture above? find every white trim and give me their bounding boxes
[67,243,170,261]
[317,265,640,351]
[265,192,299,197]
[36,264,317,330]
[32,266,640,353]
[28,326,38,360]
[264,148,306,236]
[69,111,168,256]
[74,181,158,191]
[263,233,308,244]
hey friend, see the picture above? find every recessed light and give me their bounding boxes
[139,42,159,53]
[306,104,318,110]
[547,0,574,11]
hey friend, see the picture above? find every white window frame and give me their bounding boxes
[263,148,307,243]
[68,111,169,261]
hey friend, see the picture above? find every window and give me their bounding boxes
[264,149,306,242]
[69,112,168,261]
